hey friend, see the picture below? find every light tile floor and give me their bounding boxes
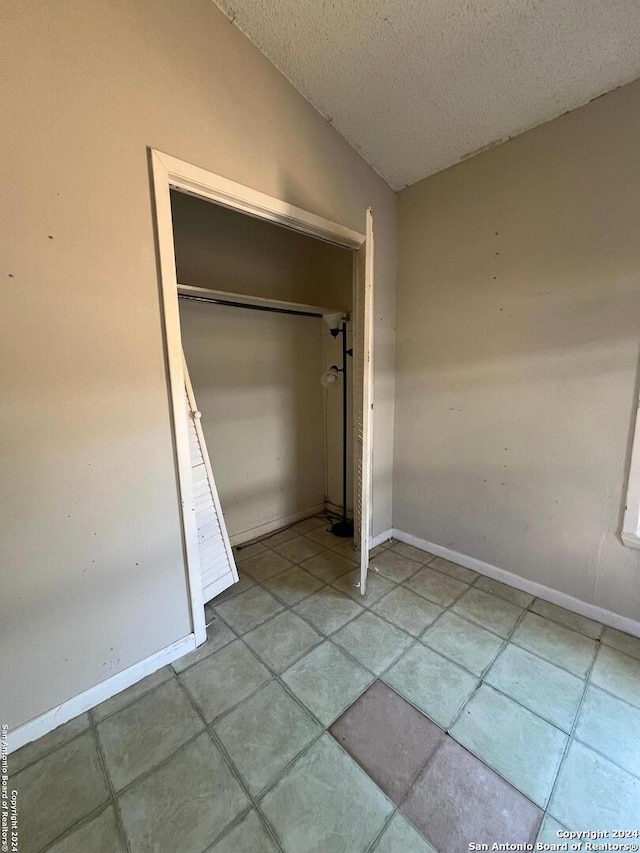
[10,522,640,852]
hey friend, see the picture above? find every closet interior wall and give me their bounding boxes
[171,191,353,543]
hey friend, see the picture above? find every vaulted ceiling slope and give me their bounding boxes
[213,0,640,190]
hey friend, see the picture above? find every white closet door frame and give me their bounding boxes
[150,148,368,644]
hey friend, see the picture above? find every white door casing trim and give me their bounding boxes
[149,149,367,640]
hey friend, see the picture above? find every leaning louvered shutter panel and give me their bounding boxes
[353,208,375,594]
[184,358,238,604]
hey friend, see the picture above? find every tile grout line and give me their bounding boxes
[542,638,605,830]
[88,710,134,853]
[172,674,287,853]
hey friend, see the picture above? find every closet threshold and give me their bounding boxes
[177,284,348,320]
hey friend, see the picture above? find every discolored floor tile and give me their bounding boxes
[208,810,278,853]
[601,626,640,661]
[11,731,110,853]
[173,618,236,673]
[10,712,90,775]
[301,550,356,584]
[330,681,445,804]
[243,610,322,672]
[180,640,270,721]
[263,565,324,605]
[530,599,602,640]
[333,568,395,605]
[372,814,436,853]
[422,612,503,676]
[574,685,640,777]
[372,587,442,637]
[383,644,478,728]
[549,740,640,833]
[46,806,126,853]
[118,733,249,853]
[92,667,173,723]
[332,612,413,675]
[485,644,583,731]
[215,587,284,635]
[215,681,321,795]
[260,734,394,853]
[428,557,478,585]
[273,536,326,563]
[590,645,640,708]
[240,550,295,582]
[450,684,567,807]
[473,576,533,609]
[294,586,364,635]
[371,550,422,583]
[402,738,542,853]
[404,567,468,608]
[452,587,523,638]
[97,678,204,791]
[282,641,373,726]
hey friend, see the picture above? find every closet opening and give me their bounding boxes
[150,151,373,648]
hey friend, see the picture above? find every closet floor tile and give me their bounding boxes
[300,550,356,584]
[371,814,437,853]
[236,550,294,583]
[273,536,326,563]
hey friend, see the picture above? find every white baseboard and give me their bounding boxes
[391,529,640,639]
[370,528,393,549]
[8,634,196,754]
[229,503,326,546]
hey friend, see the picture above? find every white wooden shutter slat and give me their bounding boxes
[184,356,238,604]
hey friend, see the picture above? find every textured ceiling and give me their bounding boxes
[213,0,640,189]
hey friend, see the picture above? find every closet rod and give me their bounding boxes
[178,292,325,319]
[177,284,348,321]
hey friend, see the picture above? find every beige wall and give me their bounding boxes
[1,0,396,730]
[395,80,640,621]
[181,302,326,541]
[171,190,353,309]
